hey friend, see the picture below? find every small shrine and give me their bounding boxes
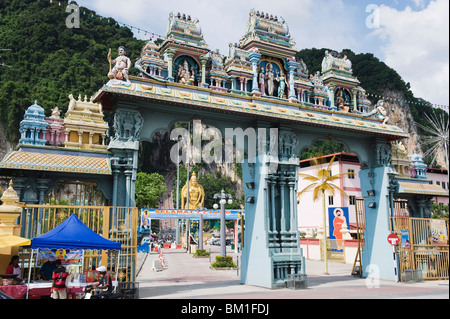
[0,94,113,206]
[159,12,210,85]
[19,100,48,146]
[310,71,328,109]
[355,87,372,113]
[137,41,166,80]
[224,44,253,94]
[63,94,108,150]
[207,50,228,92]
[410,153,427,179]
[45,107,65,147]
[236,9,300,101]
[391,141,410,178]
[321,50,361,112]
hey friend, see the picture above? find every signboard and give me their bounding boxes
[37,248,84,267]
[328,207,350,251]
[141,208,244,220]
[387,233,399,246]
[430,219,448,245]
[400,230,410,248]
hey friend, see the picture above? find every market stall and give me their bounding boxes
[26,214,121,299]
[0,233,32,298]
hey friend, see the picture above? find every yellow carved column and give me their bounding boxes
[0,180,27,277]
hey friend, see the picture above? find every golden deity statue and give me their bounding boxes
[181,172,205,209]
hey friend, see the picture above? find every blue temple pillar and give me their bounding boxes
[286,59,299,102]
[108,104,143,207]
[359,137,398,281]
[249,51,261,97]
[241,126,305,288]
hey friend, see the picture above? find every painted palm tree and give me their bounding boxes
[297,154,349,275]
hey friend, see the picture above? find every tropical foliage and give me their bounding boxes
[0,0,144,143]
[135,172,168,209]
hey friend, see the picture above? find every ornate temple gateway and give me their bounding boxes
[92,10,410,288]
[1,9,423,288]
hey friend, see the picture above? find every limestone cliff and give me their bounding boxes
[382,89,423,156]
[0,122,12,160]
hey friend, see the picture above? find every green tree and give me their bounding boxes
[300,140,348,160]
[135,172,167,209]
[431,203,449,219]
[0,0,144,143]
[198,172,242,210]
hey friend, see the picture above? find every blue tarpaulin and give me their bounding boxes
[31,214,121,250]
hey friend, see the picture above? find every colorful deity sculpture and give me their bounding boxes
[177,60,195,85]
[265,62,275,96]
[363,99,389,124]
[259,67,265,95]
[107,46,131,82]
[276,70,288,98]
[181,172,205,209]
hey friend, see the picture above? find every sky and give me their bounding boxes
[75,0,449,107]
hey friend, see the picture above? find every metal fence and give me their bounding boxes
[390,215,449,281]
[17,205,138,283]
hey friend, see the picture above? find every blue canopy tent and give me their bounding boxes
[27,214,121,298]
[31,214,121,250]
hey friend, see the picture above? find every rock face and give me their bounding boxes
[0,122,12,160]
[383,89,423,156]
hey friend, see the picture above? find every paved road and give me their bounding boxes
[136,245,449,300]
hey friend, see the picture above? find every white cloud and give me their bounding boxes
[371,0,449,106]
[76,0,364,55]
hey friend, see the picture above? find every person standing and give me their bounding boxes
[39,256,57,281]
[51,259,69,299]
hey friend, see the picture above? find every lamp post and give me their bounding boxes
[213,190,233,257]
[196,206,207,250]
[174,135,182,244]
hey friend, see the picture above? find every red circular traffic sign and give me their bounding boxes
[387,233,399,245]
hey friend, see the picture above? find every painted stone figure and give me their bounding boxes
[178,60,195,85]
[50,107,61,119]
[363,99,389,124]
[107,46,131,82]
[259,67,265,95]
[181,172,205,209]
[276,70,287,98]
[265,62,275,96]
[336,90,346,110]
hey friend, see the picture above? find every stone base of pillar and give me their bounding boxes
[252,91,261,97]
[289,97,298,103]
